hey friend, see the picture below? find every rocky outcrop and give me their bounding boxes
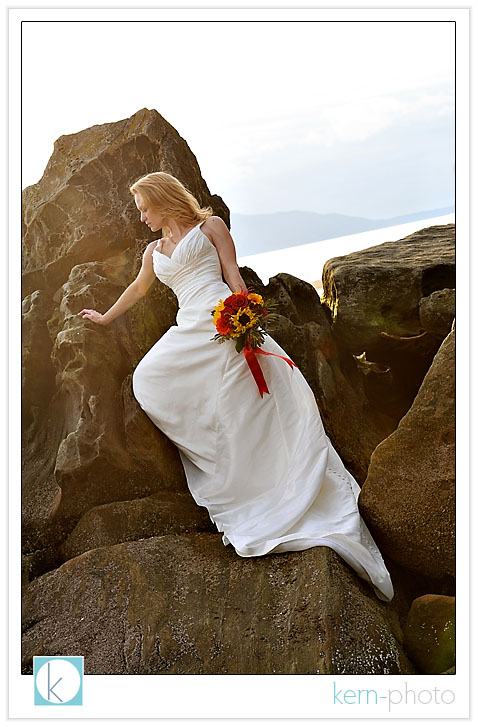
[358,327,455,581]
[22,108,229,298]
[21,108,455,675]
[22,536,414,675]
[321,224,455,420]
[22,109,229,568]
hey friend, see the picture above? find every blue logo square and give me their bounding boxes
[33,656,83,706]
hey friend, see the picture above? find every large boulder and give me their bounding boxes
[321,224,455,352]
[321,224,455,420]
[22,109,230,567]
[358,328,455,581]
[22,107,229,297]
[59,492,216,563]
[22,534,414,675]
[402,594,455,674]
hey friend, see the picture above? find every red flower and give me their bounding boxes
[224,291,249,310]
[216,315,232,335]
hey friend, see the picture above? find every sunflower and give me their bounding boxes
[231,307,259,333]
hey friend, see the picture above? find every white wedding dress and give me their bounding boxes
[132,221,394,601]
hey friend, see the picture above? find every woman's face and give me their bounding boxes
[134,193,164,233]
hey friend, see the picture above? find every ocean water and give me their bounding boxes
[237,213,455,295]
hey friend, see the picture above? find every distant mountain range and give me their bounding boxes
[230,206,455,257]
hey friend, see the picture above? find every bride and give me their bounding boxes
[78,171,394,602]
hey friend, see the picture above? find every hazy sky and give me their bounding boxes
[21,20,455,218]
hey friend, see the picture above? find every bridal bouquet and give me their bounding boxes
[211,287,298,398]
[210,287,278,352]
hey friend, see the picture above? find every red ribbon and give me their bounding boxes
[243,344,299,398]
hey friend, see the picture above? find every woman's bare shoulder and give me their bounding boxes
[144,238,166,254]
[201,216,229,237]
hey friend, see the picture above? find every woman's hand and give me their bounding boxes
[78,309,108,325]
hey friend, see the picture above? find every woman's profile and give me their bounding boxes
[78,171,394,602]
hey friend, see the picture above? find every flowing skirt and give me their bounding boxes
[132,304,394,601]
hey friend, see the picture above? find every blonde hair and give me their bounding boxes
[129,171,214,238]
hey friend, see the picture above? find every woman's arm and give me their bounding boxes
[78,242,158,325]
[205,217,248,293]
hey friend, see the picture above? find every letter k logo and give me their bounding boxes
[47,661,63,703]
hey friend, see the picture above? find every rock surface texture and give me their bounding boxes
[21,108,455,675]
[321,224,455,421]
[359,327,455,581]
[402,594,455,674]
[22,536,417,675]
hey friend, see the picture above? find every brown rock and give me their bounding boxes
[321,224,455,352]
[22,108,229,297]
[22,258,187,548]
[403,594,455,674]
[358,329,455,581]
[60,492,217,562]
[321,224,455,420]
[21,290,57,432]
[22,109,229,560]
[419,288,455,337]
[22,535,415,675]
